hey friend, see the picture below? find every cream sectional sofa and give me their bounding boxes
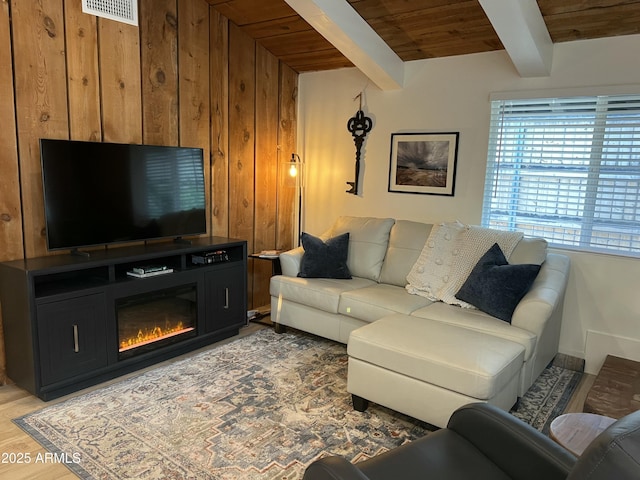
[270,216,570,427]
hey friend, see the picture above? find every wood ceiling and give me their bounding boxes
[206,0,640,74]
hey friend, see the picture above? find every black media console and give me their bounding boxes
[0,237,247,400]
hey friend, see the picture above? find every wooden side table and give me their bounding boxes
[249,252,282,276]
[584,355,640,419]
[549,413,616,456]
[248,252,283,326]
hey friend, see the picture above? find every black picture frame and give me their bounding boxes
[388,132,459,196]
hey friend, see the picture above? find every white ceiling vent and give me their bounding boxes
[82,0,138,26]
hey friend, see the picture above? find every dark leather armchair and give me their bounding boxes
[303,403,640,480]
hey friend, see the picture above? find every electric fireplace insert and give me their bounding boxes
[116,284,198,360]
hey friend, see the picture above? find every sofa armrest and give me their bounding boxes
[279,246,304,277]
[303,457,371,480]
[511,253,570,337]
[448,403,576,480]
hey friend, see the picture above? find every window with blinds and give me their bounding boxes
[482,94,640,256]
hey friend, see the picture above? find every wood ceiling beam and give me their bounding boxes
[478,0,553,77]
[284,0,404,90]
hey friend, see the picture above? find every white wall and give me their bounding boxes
[297,35,640,374]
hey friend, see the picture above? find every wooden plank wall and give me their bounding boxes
[0,0,20,386]
[0,0,297,384]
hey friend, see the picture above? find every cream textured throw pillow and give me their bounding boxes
[406,221,465,301]
[406,222,524,307]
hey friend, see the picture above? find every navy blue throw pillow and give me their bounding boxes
[297,232,352,279]
[455,243,541,323]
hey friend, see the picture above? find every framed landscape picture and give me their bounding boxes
[388,132,459,196]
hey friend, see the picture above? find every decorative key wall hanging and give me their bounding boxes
[346,93,373,195]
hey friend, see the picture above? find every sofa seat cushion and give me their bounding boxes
[338,284,433,322]
[270,275,375,314]
[348,314,525,400]
[411,302,536,361]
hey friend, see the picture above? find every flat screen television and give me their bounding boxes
[40,139,207,252]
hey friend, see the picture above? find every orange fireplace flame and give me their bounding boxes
[119,321,194,352]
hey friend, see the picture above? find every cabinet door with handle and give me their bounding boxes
[37,293,108,386]
[204,264,246,333]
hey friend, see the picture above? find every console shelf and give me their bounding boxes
[0,236,247,400]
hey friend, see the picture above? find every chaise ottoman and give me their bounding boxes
[347,314,526,428]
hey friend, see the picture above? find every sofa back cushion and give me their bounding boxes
[509,236,548,265]
[328,216,395,281]
[379,220,433,287]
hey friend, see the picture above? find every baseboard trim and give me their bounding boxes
[552,353,585,372]
[585,330,640,375]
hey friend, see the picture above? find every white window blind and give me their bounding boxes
[482,94,640,256]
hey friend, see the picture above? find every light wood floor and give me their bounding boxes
[0,329,596,479]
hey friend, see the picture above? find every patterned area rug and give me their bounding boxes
[510,363,583,434]
[15,328,581,479]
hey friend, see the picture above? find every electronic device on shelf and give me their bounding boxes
[132,265,168,274]
[191,250,229,265]
[127,265,173,278]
